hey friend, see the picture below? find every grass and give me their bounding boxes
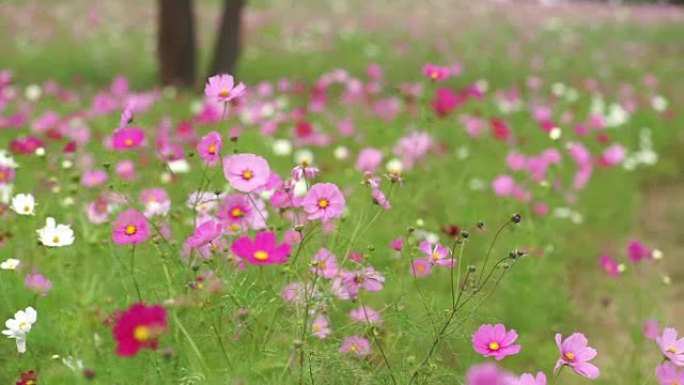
[0,1,683,384]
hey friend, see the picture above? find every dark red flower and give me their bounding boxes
[16,370,37,385]
[112,303,168,357]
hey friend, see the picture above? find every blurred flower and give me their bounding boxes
[2,306,37,353]
[311,315,331,339]
[37,217,75,247]
[340,336,370,356]
[518,372,546,385]
[112,303,168,357]
[24,273,52,296]
[657,328,684,366]
[10,193,35,215]
[644,319,660,341]
[656,363,684,384]
[197,131,222,166]
[0,258,20,270]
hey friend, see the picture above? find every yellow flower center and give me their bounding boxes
[124,138,133,146]
[23,206,30,213]
[19,321,28,329]
[430,71,439,79]
[564,352,575,361]
[432,251,440,261]
[0,171,6,181]
[488,342,500,351]
[26,381,35,385]
[242,170,253,180]
[312,324,321,332]
[318,199,329,209]
[52,235,60,244]
[134,325,151,342]
[230,207,244,218]
[208,144,217,155]
[254,250,269,261]
[668,346,677,354]
[415,264,426,273]
[125,224,137,235]
[350,345,358,352]
[219,89,230,98]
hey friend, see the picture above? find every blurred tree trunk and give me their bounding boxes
[209,0,245,77]
[158,0,196,87]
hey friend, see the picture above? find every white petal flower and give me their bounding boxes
[10,193,36,215]
[3,306,37,354]
[0,258,20,270]
[37,217,75,247]
[272,139,293,156]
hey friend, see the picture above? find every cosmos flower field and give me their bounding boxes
[1,1,684,384]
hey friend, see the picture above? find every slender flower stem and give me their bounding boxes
[477,221,513,287]
[359,296,398,385]
[129,245,142,302]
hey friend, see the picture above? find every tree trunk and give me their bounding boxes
[209,0,245,77]
[158,0,196,87]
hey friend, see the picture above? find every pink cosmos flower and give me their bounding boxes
[599,255,622,277]
[600,143,626,167]
[518,372,546,385]
[554,333,600,379]
[350,306,382,325]
[292,164,320,181]
[112,208,150,245]
[86,198,112,224]
[506,152,527,171]
[371,188,391,210]
[311,248,339,279]
[657,328,684,366]
[204,74,246,103]
[112,303,168,357]
[333,267,385,299]
[140,188,171,218]
[81,170,108,188]
[186,219,222,248]
[223,154,270,192]
[24,273,52,296]
[422,64,450,81]
[356,148,383,173]
[112,127,145,150]
[419,240,454,267]
[197,131,222,166]
[115,160,136,180]
[472,324,521,361]
[492,175,516,197]
[466,363,517,385]
[217,194,253,233]
[302,183,345,222]
[0,166,16,185]
[411,259,432,277]
[340,336,371,356]
[644,319,660,341]
[627,240,651,263]
[432,88,461,118]
[656,363,684,385]
[390,238,403,251]
[231,231,291,265]
[311,314,331,339]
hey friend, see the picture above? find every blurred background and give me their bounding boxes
[0,0,682,89]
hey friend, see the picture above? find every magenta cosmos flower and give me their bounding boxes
[112,303,168,357]
[518,372,546,385]
[302,183,345,222]
[657,328,684,366]
[112,208,150,245]
[197,131,222,166]
[554,333,600,379]
[231,231,291,265]
[112,127,145,150]
[472,324,521,361]
[422,63,450,81]
[223,153,270,192]
[204,74,246,103]
[656,363,684,385]
[599,255,622,277]
[340,336,371,356]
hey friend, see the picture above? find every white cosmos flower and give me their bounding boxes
[37,217,75,247]
[167,159,190,174]
[10,193,36,215]
[272,139,293,156]
[294,149,314,166]
[0,258,20,270]
[2,306,37,353]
